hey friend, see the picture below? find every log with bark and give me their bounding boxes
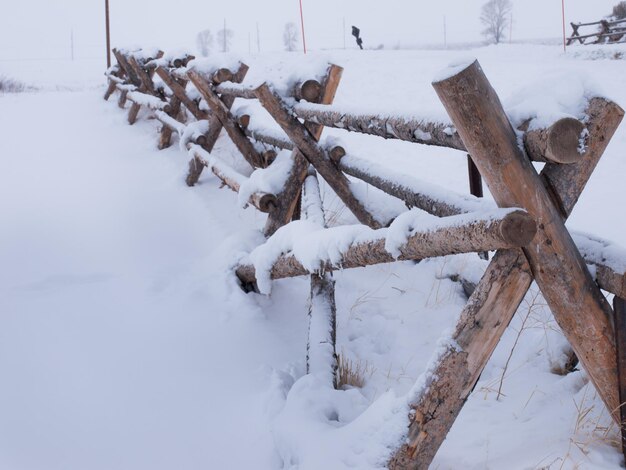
[236,209,536,285]
[387,67,624,470]
[292,104,588,164]
[254,82,381,230]
[303,170,338,388]
[260,65,344,237]
[187,144,277,213]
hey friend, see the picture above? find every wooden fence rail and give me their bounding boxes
[104,47,626,470]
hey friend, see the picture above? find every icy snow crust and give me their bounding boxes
[2,44,626,470]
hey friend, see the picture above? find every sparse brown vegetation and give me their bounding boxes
[0,76,30,93]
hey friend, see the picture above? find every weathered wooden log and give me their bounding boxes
[303,171,338,387]
[388,248,534,470]
[201,63,250,153]
[216,79,321,102]
[435,60,617,414]
[127,56,156,94]
[212,68,234,84]
[158,94,182,149]
[237,114,251,129]
[389,61,620,470]
[187,145,277,212]
[255,83,381,229]
[614,296,626,461]
[236,209,536,284]
[292,105,587,164]
[243,126,294,151]
[522,117,587,164]
[117,88,129,108]
[215,84,258,100]
[335,153,490,217]
[262,65,343,237]
[294,79,322,102]
[187,69,265,169]
[113,49,141,87]
[389,95,624,470]
[155,67,206,120]
[126,91,171,112]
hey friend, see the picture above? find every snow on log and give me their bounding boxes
[235,208,536,292]
[155,67,206,120]
[187,144,277,213]
[254,82,381,229]
[127,91,171,112]
[303,171,338,388]
[292,103,587,164]
[154,110,185,135]
[334,151,494,217]
[573,231,626,298]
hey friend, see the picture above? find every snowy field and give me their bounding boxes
[2,43,626,469]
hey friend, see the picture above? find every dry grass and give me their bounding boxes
[337,353,374,389]
[555,385,621,469]
[0,76,32,93]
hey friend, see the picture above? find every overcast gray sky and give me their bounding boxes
[0,0,618,60]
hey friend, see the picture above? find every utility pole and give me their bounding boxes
[509,12,513,43]
[343,17,346,49]
[105,0,111,68]
[299,0,307,54]
[248,32,252,54]
[256,22,261,53]
[71,29,75,61]
[443,15,447,48]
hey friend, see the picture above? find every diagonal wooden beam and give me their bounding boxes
[255,82,382,230]
[389,91,623,468]
[260,65,342,236]
[434,60,618,414]
[187,69,265,170]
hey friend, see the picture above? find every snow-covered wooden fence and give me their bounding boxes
[104,48,626,469]
[567,17,626,45]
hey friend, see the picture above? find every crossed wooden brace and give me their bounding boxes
[242,59,624,469]
[387,60,625,469]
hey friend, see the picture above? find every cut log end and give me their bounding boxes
[296,79,323,103]
[238,114,251,129]
[546,118,587,163]
[328,146,346,164]
[525,117,587,164]
[498,210,537,246]
[262,149,278,166]
[212,68,234,85]
[257,193,278,213]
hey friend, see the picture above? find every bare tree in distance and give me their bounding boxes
[196,29,214,57]
[283,22,299,51]
[218,27,234,52]
[613,1,626,19]
[480,0,512,44]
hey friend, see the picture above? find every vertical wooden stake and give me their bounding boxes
[614,296,626,460]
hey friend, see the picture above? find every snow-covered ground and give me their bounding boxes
[2,43,626,469]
